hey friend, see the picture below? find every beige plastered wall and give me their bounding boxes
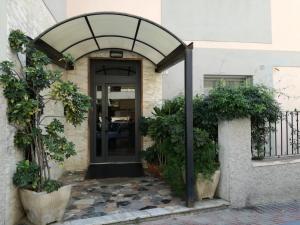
[63,51,161,171]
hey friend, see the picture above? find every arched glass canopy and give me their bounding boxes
[33,12,189,72]
[33,12,195,206]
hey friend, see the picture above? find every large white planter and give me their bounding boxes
[20,185,72,225]
[196,170,220,200]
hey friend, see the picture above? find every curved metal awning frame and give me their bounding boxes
[33,12,191,72]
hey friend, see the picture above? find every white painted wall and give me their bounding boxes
[66,0,162,23]
[163,48,300,99]
[273,67,300,111]
[162,0,272,43]
[161,0,300,100]
[43,0,66,22]
[218,118,300,207]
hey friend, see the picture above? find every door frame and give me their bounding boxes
[89,58,143,164]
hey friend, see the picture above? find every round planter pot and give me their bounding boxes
[19,185,72,225]
[146,163,163,178]
[196,170,220,200]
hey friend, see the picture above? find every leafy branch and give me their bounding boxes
[0,30,91,192]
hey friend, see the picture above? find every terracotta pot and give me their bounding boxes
[19,185,71,225]
[196,170,220,200]
[146,163,162,178]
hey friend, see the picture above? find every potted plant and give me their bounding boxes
[141,145,164,178]
[180,129,220,200]
[192,129,220,200]
[59,53,75,70]
[1,30,90,225]
[140,117,166,178]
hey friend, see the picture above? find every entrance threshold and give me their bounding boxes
[59,199,229,225]
[86,162,144,179]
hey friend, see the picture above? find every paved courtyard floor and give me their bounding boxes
[60,171,184,221]
[140,200,300,225]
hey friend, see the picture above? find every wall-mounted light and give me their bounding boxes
[110,50,123,58]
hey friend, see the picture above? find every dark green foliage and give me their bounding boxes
[141,145,160,165]
[43,119,76,162]
[139,117,151,136]
[42,180,62,193]
[163,158,185,196]
[1,30,91,193]
[142,96,218,196]
[8,30,29,53]
[202,85,280,159]
[193,129,219,180]
[24,66,61,91]
[60,53,75,67]
[27,49,51,66]
[51,81,91,126]
[13,160,40,191]
[14,130,33,149]
[141,84,280,196]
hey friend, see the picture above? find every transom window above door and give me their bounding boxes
[95,64,137,76]
[203,75,253,95]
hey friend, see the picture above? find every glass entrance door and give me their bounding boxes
[91,59,141,163]
[95,84,136,161]
[106,85,136,158]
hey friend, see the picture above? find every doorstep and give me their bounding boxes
[55,199,229,225]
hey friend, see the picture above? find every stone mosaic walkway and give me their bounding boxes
[60,172,184,221]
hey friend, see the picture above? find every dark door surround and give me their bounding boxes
[89,58,142,164]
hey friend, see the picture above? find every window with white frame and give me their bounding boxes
[203,75,253,95]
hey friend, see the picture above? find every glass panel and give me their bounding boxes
[95,64,136,76]
[137,20,181,55]
[133,41,164,64]
[64,39,98,59]
[41,18,92,52]
[107,85,135,156]
[96,85,103,157]
[88,15,138,38]
[96,36,133,50]
[203,75,253,95]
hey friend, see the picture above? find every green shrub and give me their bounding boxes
[142,96,218,196]
[201,85,280,159]
[13,160,40,191]
[42,180,62,193]
[141,84,280,196]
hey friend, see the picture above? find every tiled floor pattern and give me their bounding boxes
[60,172,184,221]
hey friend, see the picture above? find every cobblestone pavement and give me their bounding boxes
[140,201,300,225]
[60,172,184,221]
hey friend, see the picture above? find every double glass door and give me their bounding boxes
[90,59,141,163]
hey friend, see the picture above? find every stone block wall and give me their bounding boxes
[63,51,162,171]
[218,118,252,208]
[218,118,300,207]
[0,1,56,224]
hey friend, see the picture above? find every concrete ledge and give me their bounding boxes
[56,199,229,225]
[252,157,300,167]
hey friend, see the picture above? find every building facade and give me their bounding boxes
[45,0,300,109]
